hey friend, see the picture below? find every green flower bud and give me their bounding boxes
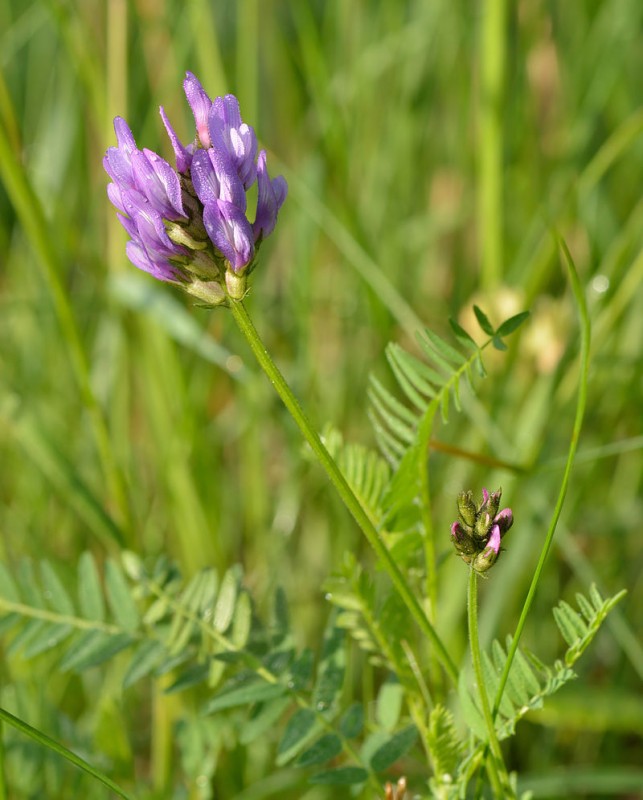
[457,490,477,528]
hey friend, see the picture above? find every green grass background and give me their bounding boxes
[0,0,642,797]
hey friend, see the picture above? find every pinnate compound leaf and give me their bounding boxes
[369,725,417,771]
[296,733,343,767]
[553,601,588,646]
[427,705,462,778]
[309,766,368,785]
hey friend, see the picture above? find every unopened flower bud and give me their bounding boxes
[472,525,501,573]
[451,522,477,556]
[493,507,513,538]
[225,269,247,300]
[457,491,477,528]
[186,280,227,306]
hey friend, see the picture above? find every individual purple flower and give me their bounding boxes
[160,107,193,174]
[117,194,188,283]
[451,487,513,574]
[253,150,288,241]
[203,200,254,272]
[208,94,258,189]
[191,148,247,212]
[184,71,214,148]
[131,149,186,220]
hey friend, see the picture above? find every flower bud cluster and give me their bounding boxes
[450,488,513,573]
[104,72,287,305]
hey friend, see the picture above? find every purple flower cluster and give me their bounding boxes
[104,72,287,303]
[450,488,513,574]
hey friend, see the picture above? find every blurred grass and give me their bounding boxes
[0,0,642,797]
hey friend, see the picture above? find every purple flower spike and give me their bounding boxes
[253,150,288,241]
[105,72,287,302]
[184,71,214,148]
[203,200,254,272]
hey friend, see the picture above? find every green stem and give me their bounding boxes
[0,719,6,800]
[467,569,512,798]
[229,299,458,686]
[0,707,135,800]
[491,236,590,718]
[418,403,444,700]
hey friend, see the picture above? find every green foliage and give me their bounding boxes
[369,311,528,466]
[368,311,528,533]
[1,0,640,796]
[459,586,626,748]
[0,552,425,793]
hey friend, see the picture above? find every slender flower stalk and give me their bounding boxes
[467,568,514,798]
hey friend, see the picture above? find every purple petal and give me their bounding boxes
[113,117,137,153]
[253,151,288,240]
[184,71,213,147]
[131,149,185,220]
[126,240,182,283]
[191,149,246,211]
[160,106,192,173]
[103,117,139,186]
[121,194,185,261]
[203,200,254,271]
[486,525,502,555]
[493,508,513,537]
[450,521,464,541]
